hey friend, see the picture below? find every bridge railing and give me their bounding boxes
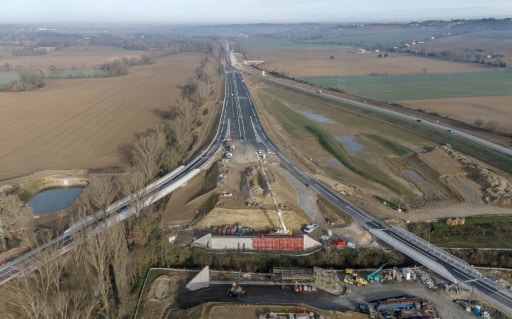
[390,225,501,287]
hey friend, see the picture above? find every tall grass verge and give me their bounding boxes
[366,134,414,156]
[266,97,400,193]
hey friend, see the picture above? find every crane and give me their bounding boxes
[256,154,291,235]
[366,263,388,283]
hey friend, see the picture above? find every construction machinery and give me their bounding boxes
[343,275,354,285]
[346,268,358,277]
[227,282,245,297]
[366,263,388,283]
[227,270,245,297]
[331,238,347,247]
[355,276,368,286]
[257,154,292,235]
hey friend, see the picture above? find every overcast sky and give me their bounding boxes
[1,0,510,25]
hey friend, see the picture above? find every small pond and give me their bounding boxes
[405,170,423,182]
[27,187,83,214]
[335,135,365,153]
[326,158,343,166]
[296,110,335,124]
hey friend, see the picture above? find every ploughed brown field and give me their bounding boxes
[400,96,512,134]
[414,35,512,66]
[0,52,203,180]
[245,48,492,77]
[0,46,146,69]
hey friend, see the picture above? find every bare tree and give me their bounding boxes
[120,167,149,219]
[485,120,500,132]
[79,175,118,221]
[473,118,484,127]
[1,236,71,319]
[131,121,167,181]
[169,116,188,146]
[197,79,209,100]
[0,194,33,250]
[166,99,193,145]
[108,223,132,299]
[67,202,133,318]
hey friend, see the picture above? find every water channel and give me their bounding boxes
[335,135,365,153]
[296,110,335,124]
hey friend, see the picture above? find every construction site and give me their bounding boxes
[152,129,507,319]
[138,262,501,319]
[196,134,354,239]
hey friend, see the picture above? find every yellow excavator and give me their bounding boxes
[355,276,368,286]
[227,282,245,297]
[343,275,354,285]
[345,268,367,286]
[227,270,245,297]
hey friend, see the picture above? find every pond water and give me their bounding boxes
[335,135,365,153]
[296,110,335,124]
[27,187,83,214]
[326,158,343,166]
[405,170,423,182]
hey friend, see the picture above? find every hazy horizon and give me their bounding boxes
[1,0,511,25]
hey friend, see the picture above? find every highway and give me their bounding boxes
[239,65,512,158]
[225,55,512,314]
[1,48,512,315]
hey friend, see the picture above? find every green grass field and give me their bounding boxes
[409,216,512,249]
[237,27,437,49]
[311,28,435,47]
[256,86,423,195]
[236,37,308,50]
[0,72,21,84]
[46,69,106,79]
[301,69,512,101]
[365,134,414,156]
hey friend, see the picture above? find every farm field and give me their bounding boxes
[0,46,146,70]
[401,96,512,134]
[0,52,203,180]
[239,38,512,137]
[414,34,512,66]
[241,45,492,78]
[301,69,512,100]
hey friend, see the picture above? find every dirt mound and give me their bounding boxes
[338,222,373,247]
[478,168,512,206]
[196,207,309,231]
[440,145,512,206]
[314,174,358,197]
[248,179,265,199]
[0,185,14,194]
[143,275,179,319]
[207,303,367,319]
[446,217,465,226]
